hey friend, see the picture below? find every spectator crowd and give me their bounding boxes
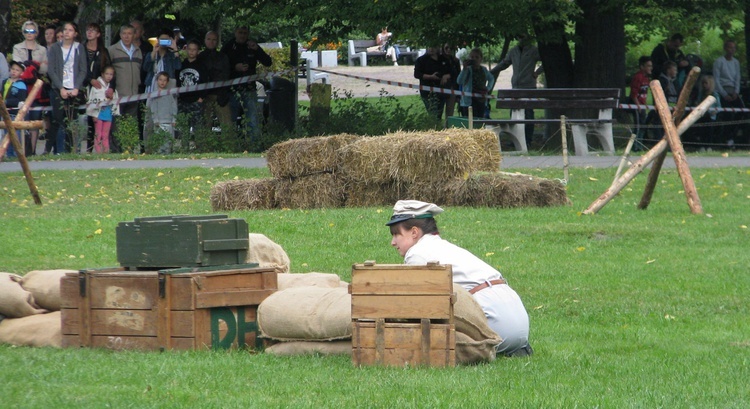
[1,19,272,156]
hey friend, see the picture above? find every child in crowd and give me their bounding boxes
[85,65,119,153]
[456,48,495,119]
[1,61,29,158]
[145,71,177,153]
[629,56,653,151]
[177,39,207,136]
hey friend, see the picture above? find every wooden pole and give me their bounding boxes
[561,115,569,182]
[0,79,44,158]
[614,133,637,183]
[651,81,703,214]
[638,67,701,210]
[582,95,715,215]
[0,121,45,130]
[0,96,42,205]
[468,106,473,129]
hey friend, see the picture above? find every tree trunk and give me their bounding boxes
[535,23,574,88]
[0,0,10,54]
[574,0,626,89]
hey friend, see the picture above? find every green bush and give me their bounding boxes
[112,115,141,154]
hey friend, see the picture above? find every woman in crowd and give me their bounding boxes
[46,21,87,154]
[12,21,48,155]
[83,23,112,152]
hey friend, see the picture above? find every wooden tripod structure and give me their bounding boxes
[583,67,706,215]
[0,80,45,205]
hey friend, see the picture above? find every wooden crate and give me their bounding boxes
[352,319,456,367]
[115,214,249,269]
[61,264,276,351]
[350,262,456,367]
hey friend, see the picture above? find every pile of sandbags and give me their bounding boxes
[212,129,569,210]
[259,277,353,356]
[0,270,75,348]
[452,284,503,364]
[245,233,291,274]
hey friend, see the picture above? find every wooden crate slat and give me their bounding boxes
[350,268,452,295]
[351,321,454,349]
[195,289,276,309]
[88,276,159,309]
[352,295,453,320]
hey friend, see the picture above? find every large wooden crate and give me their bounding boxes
[350,262,456,367]
[61,264,276,351]
[115,214,249,269]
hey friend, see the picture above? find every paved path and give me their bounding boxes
[2,154,748,173]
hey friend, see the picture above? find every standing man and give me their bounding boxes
[713,39,743,147]
[198,31,233,132]
[221,26,272,142]
[108,25,143,130]
[413,46,451,120]
[490,34,543,147]
[650,33,689,84]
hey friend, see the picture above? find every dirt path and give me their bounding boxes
[297,65,514,100]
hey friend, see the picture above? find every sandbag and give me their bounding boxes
[246,233,291,273]
[277,272,342,290]
[265,340,352,356]
[19,269,76,311]
[0,273,47,318]
[0,311,61,348]
[453,284,502,364]
[258,287,351,341]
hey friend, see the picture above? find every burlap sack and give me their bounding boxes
[258,287,351,341]
[0,273,47,318]
[19,269,76,311]
[246,233,291,273]
[0,311,61,348]
[277,272,342,290]
[265,340,352,356]
[453,284,502,364]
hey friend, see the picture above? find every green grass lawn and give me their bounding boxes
[1,164,748,407]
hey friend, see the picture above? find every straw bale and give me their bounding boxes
[445,172,568,208]
[343,181,403,207]
[435,128,502,171]
[405,180,457,206]
[390,131,484,184]
[210,178,277,211]
[266,134,361,178]
[275,173,346,209]
[336,132,411,184]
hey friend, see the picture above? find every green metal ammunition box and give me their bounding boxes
[115,215,249,269]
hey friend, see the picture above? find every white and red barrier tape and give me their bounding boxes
[24,66,750,114]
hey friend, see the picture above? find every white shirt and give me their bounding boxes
[61,42,79,90]
[403,233,529,353]
[404,234,504,292]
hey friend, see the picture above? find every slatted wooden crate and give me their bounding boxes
[60,264,276,351]
[350,261,456,367]
[115,214,249,269]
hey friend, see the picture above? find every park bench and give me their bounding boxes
[347,39,420,66]
[464,88,621,156]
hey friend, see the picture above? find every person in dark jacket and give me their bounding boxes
[414,46,451,119]
[221,26,272,141]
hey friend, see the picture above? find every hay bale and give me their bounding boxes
[210,178,277,211]
[435,128,502,171]
[275,173,346,209]
[390,131,484,184]
[266,134,361,178]
[336,133,411,184]
[405,180,457,205]
[343,181,403,207]
[446,172,569,208]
